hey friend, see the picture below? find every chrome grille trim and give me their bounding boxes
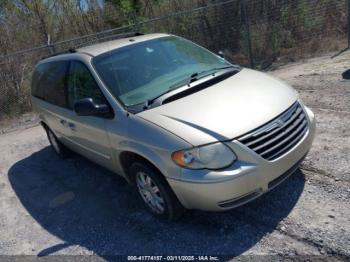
[238,102,308,161]
[245,107,303,147]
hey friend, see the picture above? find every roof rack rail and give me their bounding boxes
[73,32,144,49]
[42,48,76,60]
[41,32,144,60]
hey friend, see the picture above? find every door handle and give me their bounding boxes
[60,119,67,126]
[68,122,76,131]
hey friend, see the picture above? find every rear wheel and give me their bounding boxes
[130,162,185,220]
[45,127,70,158]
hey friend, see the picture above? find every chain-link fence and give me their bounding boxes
[0,0,349,120]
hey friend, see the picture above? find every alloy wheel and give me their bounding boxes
[136,171,165,214]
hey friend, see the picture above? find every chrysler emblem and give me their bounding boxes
[276,119,285,127]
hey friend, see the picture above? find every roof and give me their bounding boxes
[37,33,171,65]
[76,33,170,57]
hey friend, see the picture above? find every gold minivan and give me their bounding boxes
[32,33,316,220]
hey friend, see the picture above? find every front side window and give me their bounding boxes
[67,61,106,109]
[93,36,233,107]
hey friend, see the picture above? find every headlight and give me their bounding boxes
[172,142,236,170]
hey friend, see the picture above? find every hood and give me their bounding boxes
[138,68,298,146]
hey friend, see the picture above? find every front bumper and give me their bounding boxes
[167,106,316,211]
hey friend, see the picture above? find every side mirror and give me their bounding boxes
[74,98,112,118]
[218,51,225,59]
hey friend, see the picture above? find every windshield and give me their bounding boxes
[93,36,234,107]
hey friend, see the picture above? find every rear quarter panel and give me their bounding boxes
[32,96,71,142]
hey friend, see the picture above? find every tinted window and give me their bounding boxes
[67,61,106,109]
[32,65,46,99]
[32,61,68,107]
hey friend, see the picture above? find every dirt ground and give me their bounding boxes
[0,51,349,260]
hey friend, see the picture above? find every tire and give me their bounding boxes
[45,126,70,158]
[129,162,185,221]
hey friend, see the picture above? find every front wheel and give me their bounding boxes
[130,162,185,220]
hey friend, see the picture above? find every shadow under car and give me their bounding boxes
[8,146,305,258]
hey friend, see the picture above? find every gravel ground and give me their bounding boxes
[0,112,39,135]
[0,52,349,260]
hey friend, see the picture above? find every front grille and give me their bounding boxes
[238,102,308,161]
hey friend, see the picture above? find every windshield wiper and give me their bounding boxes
[143,65,238,109]
[168,65,237,89]
[194,65,238,79]
[143,86,179,109]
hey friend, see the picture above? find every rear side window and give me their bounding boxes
[32,61,69,107]
[32,65,46,99]
[67,61,106,109]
